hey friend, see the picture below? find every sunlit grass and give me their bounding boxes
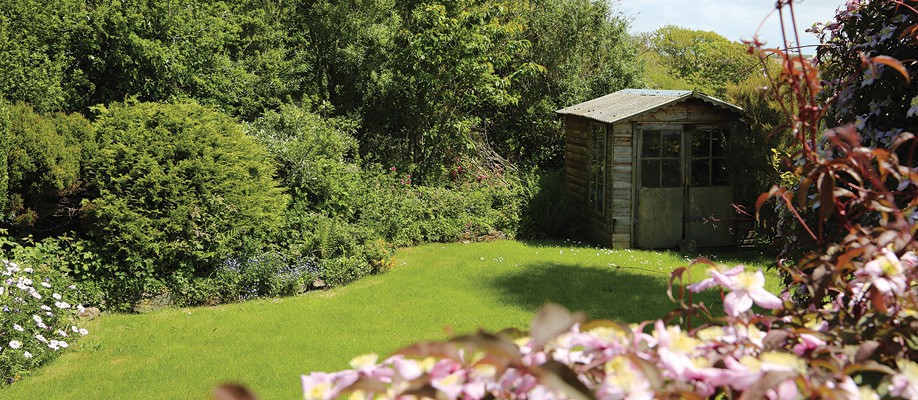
[0,240,779,400]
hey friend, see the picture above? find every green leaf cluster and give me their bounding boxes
[83,101,288,291]
[640,25,758,97]
[2,102,93,230]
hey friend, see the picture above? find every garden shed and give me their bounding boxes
[556,89,745,249]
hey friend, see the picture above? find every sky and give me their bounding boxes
[615,0,843,50]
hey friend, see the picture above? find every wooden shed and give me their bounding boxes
[556,89,745,249]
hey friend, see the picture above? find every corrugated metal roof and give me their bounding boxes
[555,89,743,124]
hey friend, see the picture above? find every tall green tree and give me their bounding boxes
[490,0,643,168]
[641,25,757,97]
[0,0,91,112]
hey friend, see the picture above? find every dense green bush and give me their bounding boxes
[83,101,288,308]
[248,103,361,218]
[2,102,93,232]
[357,167,525,246]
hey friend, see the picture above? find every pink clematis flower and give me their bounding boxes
[301,371,359,400]
[687,265,745,292]
[722,269,783,316]
[890,360,918,399]
[854,248,909,296]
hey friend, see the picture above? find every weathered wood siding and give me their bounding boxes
[630,98,736,124]
[563,115,612,245]
[610,122,633,248]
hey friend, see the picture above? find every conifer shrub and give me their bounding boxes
[1,102,92,232]
[83,101,288,308]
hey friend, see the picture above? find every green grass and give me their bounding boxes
[0,240,779,400]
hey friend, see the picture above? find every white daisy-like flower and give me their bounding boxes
[22,278,32,285]
[23,268,33,273]
[56,330,68,337]
[78,328,89,336]
[41,305,52,311]
[23,351,32,359]
[13,324,24,332]
[52,293,62,300]
[67,285,76,290]
[48,340,61,351]
[71,326,79,333]
[35,334,48,343]
[55,301,71,309]
[9,340,21,349]
[33,315,43,324]
[40,282,52,288]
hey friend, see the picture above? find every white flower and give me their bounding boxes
[23,268,33,273]
[56,330,68,337]
[0,287,4,295]
[67,285,76,290]
[22,278,32,285]
[13,324,24,332]
[71,326,79,333]
[48,340,61,351]
[33,315,43,324]
[35,334,48,343]
[29,290,41,299]
[40,282,52,288]
[41,305,52,311]
[52,293,62,300]
[23,351,32,359]
[55,301,71,309]
[9,340,21,349]
[78,328,89,336]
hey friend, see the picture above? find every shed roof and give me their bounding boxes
[555,89,743,124]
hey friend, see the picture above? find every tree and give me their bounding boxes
[641,25,758,97]
[489,0,643,168]
[0,0,91,112]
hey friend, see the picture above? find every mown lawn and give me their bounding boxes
[0,240,779,400]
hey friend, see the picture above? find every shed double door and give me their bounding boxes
[635,124,734,248]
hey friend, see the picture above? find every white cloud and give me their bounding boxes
[615,0,842,49]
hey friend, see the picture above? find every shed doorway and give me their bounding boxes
[635,124,733,248]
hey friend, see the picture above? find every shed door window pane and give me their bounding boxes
[691,159,710,187]
[712,158,728,185]
[661,159,681,187]
[692,130,710,157]
[589,124,606,214]
[642,130,660,157]
[641,128,682,188]
[690,128,728,187]
[661,130,681,157]
[711,130,724,157]
[642,160,661,188]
